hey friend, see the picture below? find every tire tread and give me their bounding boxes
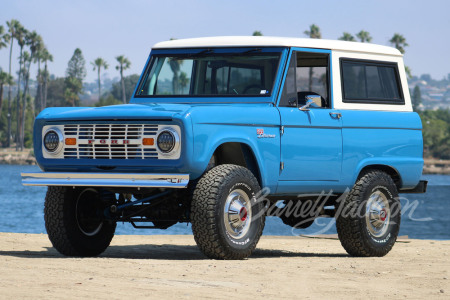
[191,164,265,260]
[336,170,400,257]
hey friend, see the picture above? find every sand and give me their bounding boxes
[0,233,448,299]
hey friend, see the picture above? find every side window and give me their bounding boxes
[341,59,403,104]
[279,51,330,108]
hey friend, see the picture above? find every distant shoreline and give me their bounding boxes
[0,148,36,166]
[1,147,449,175]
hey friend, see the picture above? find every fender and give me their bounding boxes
[188,105,281,191]
[352,157,423,189]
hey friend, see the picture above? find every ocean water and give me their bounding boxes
[1,164,448,240]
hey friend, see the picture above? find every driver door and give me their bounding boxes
[277,49,342,183]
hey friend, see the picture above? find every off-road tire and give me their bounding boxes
[44,186,116,257]
[191,164,265,260]
[336,170,401,257]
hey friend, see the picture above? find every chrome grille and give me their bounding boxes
[63,124,158,160]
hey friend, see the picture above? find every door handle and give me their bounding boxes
[329,112,342,119]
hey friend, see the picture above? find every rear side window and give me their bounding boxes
[341,59,404,104]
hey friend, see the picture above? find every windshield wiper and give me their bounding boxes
[242,48,262,54]
[189,49,214,57]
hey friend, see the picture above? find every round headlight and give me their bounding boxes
[157,130,176,153]
[44,130,60,152]
[43,128,63,155]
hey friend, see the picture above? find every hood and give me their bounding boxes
[36,103,193,121]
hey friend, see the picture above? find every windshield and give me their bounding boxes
[135,49,281,97]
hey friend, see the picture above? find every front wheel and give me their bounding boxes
[44,186,116,257]
[336,170,401,257]
[191,164,265,260]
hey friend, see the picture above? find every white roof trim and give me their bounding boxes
[152,36,402,56]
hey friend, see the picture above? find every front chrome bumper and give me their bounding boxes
[21,172,189,188]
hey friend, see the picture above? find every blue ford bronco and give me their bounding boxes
[22,36,427,259]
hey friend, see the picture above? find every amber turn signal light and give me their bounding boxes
[65,138,77,145]
[142,138,154,146]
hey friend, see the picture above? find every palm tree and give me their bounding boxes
[166,38,183,94]
[34,45,45,114]
[0,71,14,115]
[91,58,108,101]
[304,24,321,90]
[389,33,408,54]
[404,66,412,79]
[338,32,355,41]
[19,31,42,149]
[18,51,31,150]
[356,30,372,43]
[6,19,21,147]
[252,31,263,36]
[14,24,28,150]
[115,55,131,104]
[40,47,53,109]
[179,72,189,94]
[168,58,181,94]
[0,25,10,50]
[0,27,10,119]
[304,24,321,39]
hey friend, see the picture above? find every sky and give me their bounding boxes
[1,0,449,83]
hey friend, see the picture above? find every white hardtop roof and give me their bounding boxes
[153,36,402,56]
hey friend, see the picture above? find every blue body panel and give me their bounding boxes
[340,110,423,189]
[188,104,280,191]
[277,107,342,182]
[272,109,423,194]
[34,46,424,195]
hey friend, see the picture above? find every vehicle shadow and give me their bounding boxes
[0,244,349,260]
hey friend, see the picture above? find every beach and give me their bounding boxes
[0,233,448,299]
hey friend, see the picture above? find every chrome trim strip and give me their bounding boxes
[342,126,422,131]
[198,123,279,127]
[21,172,189,188]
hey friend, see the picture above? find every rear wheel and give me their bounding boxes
[336,170,401,257]
[44,186,116,257]
[191,164,265,260]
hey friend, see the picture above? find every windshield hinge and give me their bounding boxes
[280,126,284,135]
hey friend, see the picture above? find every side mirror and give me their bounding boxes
[299,95,321,111]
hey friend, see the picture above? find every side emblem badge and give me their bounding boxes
[257,128,275,139]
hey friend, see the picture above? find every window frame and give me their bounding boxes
[277,48,332,109]
[340,58,405,105]
[134,48,283,99]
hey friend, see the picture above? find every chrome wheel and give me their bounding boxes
[365,190,390,238]
[76,188,103,236]
[224,189,252,239]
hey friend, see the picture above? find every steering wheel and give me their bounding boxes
[242,84,262,95]
[297,91,327,107]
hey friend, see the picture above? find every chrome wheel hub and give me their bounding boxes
[365,190,390,238]
[224,189,252,239]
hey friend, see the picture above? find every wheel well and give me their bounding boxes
[212,143,262,186]
[357,165,402,189]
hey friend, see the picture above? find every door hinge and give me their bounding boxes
[280,161,284,171]
[280,125,284,135]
